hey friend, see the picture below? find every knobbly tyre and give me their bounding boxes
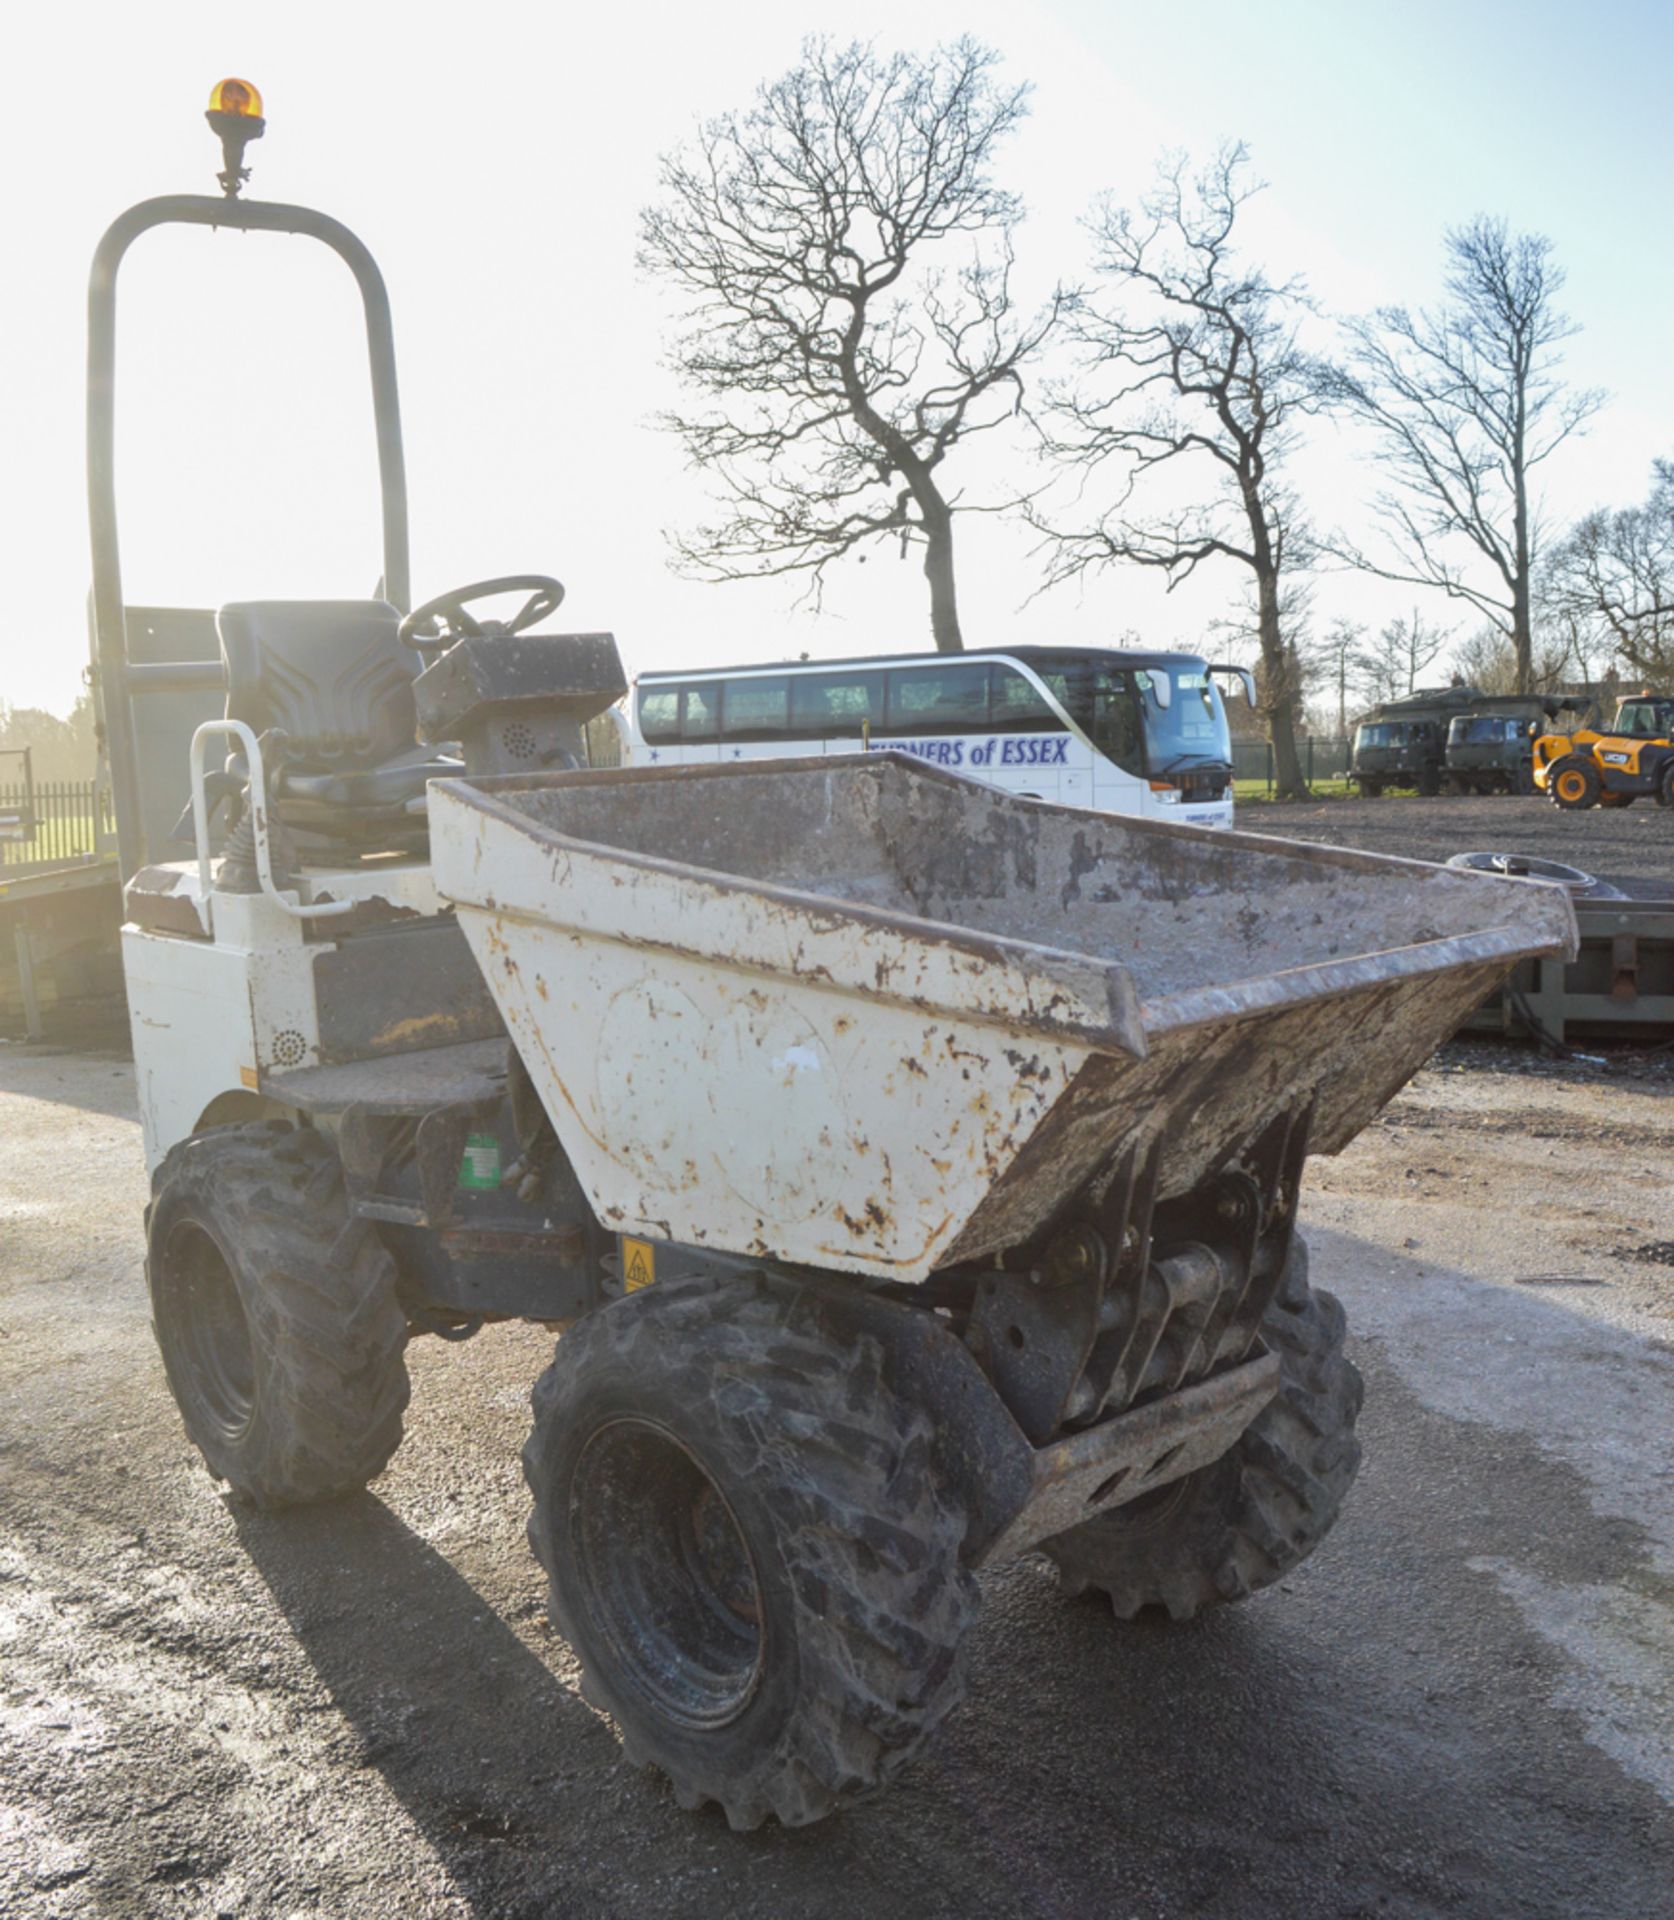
[101,88,1578,1829]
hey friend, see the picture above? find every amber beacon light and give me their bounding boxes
[205,77,266,198]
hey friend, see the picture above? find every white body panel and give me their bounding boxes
[428,785,1127,1284]
[122,858,443,1171]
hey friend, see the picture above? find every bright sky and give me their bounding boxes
[2,0,1669,718]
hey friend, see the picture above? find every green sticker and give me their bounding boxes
[457,1132,501,1191]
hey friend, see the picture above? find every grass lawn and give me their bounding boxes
[1232,776,1357,802]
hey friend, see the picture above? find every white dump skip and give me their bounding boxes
[428,754,1575,1283]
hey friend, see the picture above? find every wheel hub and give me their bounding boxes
[158,1221,256,1444]
[569,1418,764,1730]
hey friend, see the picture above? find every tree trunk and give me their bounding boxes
[922,504,964,652]
[1258,568,1310,800]
[1511,377,1533,693]
[1511,567,1533,693]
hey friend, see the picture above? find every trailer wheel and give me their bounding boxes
[146,1123,410,1506]
[1548,757,1600,810]
[525,1278,976,1829]
[1042,1235,1362,1621]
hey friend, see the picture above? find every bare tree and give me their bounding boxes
[1453,610,1592,697]
[1330,219,1604,692]
[1318,618,1367,739]
[1547,460,1674,680]
[639,37,1058,652]
[1448,625,1521,695]
[1033,145,1327,798]
[1357,609,1453,704]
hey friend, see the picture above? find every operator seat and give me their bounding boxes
[216,599,459,845]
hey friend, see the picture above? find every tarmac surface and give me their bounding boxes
[2,1043,1672,1919]
[1239,789,1674,890]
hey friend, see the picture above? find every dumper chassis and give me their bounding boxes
[93,100,1577,1829]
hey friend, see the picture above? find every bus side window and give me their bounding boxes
[885,663,989,734]
[640,687,679,742]
[722,676,790,741]
[789,671,885,735]
[988,664,1056,731]
[682,684,721,741]
[1090,670,1142,775]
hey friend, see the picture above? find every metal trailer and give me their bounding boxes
[0,860,121,1040]
[1445,856,1674,1044]
[109,86,1578,1831]
[0,747,122,1040]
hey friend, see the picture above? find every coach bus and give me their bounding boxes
[616,646,1256,828]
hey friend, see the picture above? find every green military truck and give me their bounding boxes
[1353,687,1570,798]
[1443,695,1572,795]
[1352,687,1479,796]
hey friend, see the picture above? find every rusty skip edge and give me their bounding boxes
[980,1349,1282,1564]
[430,778,1149,1059]
[1139,913,1577,1039]
[440,749,1600,888]
[429,778,1577,1058]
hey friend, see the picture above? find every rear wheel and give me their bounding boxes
[1042,1236,1362,1620]
[146,1123,410,1506]
[1548,757,1601,810]
[525,1278,976,1828]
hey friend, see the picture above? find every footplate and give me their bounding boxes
[978,1349,1280,1564]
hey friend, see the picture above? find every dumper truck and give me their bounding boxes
[96,87,1578,1828]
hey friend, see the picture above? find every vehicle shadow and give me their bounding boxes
[227,1239,1674,1920]
[232,1492,654,1920]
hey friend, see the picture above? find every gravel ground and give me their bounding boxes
[3,1043,1673,1920]
[1238,791,1674,889]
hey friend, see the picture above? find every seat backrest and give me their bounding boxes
[218,600,419,773]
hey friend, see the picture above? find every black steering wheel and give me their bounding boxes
[398,574,564,652]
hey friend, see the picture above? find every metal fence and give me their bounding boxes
[1231,737,1353,792]
[0,779,114,874]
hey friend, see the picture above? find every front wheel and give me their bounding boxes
[1042,1236,1362,1620]
[1548,757,1601,810]
[146,1123,410,1506]
[524,1278,976,1828]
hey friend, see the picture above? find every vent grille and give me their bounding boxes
[269,1028,307,1069]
